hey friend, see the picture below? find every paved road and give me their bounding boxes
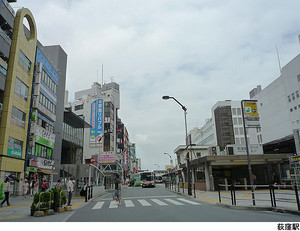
[66,184,300,222]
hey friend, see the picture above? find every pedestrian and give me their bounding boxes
[0,178,10,207]
[41,180,47,192]
[114,174,121,205]
[30,179,36,196]
[67,178,74,206]
[55,180,62,189]
[23,179,29,199]
[35,179,39,193]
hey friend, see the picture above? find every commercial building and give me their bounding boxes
[67,82,122,185]
[0,5,37,195]
[189,100,262,155]
[250,53,300,154]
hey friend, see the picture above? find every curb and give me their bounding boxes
[216,203,300,216]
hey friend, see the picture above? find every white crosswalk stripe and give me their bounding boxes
[151,199,168,206]
[125,200,135,207]
[165,198,184,205]
[176,198,201,205]
[138,199,152,206]
[92,201,105,210]
[109,201,119,208]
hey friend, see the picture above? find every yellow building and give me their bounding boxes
[0,8,37,194]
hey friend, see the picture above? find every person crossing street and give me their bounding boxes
[0,178,10,207]
[114,174,121,205]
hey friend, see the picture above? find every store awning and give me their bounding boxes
[38,169,53,175]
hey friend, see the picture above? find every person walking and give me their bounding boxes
[23,179,29,199]
[67,178,74,206]
[114,174,121,205]
[30,179,36,196]
[0,178,10,207]
[41,180,47,192]
[55,180,62,189]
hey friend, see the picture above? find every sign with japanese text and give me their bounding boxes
[98,155,115,163]
[90,99,103,143]
[244,102,258,118]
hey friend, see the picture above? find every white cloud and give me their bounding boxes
[16,0,300,170]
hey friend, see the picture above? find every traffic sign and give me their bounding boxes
[291,156,300,168]
[244,102,258,118]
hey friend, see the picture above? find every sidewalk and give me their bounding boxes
[0,191,106,221]
[165,185,300,215]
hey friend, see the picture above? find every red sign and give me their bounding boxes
[90,158,95,165]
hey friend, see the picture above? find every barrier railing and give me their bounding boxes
[165,181,197,198]
[217,183,300,211]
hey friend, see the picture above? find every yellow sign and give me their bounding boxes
[244,102,258,118]
[293,157,300,162]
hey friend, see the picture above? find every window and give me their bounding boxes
[259,134,262,143]
[18,50,31,74]
[237,108,241,115]
[240,137,245,145]
[296,91,299,98]
[239,127,244,135]
[196,152,201,158]
[297,74,300,82]
[232,108,236,115]
[288,95,291,102]
[235,138,240,144]
[238,118,242,125]
[292,93,295,100]
[11,106,26,128]
[41,69,57,94]
[295,106,297,110]
[234,128,239,135]
[14,77,29,101]
[233,118,237,125]
[290,108,293,112]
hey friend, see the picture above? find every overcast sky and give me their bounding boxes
[15,0,300,170]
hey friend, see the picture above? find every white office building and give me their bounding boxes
[250,53,300,153]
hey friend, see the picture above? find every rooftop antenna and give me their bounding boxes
[276,45,282,75]
[102,64,104,86]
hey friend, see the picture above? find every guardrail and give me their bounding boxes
[217,183,300,211]
[165,181,197,198]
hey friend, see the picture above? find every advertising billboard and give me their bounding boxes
[98,155,115,163]
[90,99,103,143]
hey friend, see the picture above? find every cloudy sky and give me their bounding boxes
[16,0,300,170]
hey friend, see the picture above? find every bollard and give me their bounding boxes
[272,185,277,207]
[85,187,88,202]
[269,184,274,207]
[217,185,222,203]
[295,183,300,211]
[178,183,179,192]
[194,184,196,198]
[53,191,58,212]
[183,183,184,194]
[91,185,93,199]
[230,184,234,205]
[233,184,236,205]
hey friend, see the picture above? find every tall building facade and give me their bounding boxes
[0,6,37,195]
[250,53,300,154]
[67,82,122,181]
[189,100,262,155]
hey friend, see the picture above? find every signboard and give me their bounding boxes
[7,137,22,158]
[229,144,263,155]
[291,156,300,168]
[35,126,55,148]
[244,102,258,118]
[90,99,103,143]
[37,157,54,170]
[27,167,37,172]
[98,155,115,163]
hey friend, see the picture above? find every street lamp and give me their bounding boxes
[162,95,192,195]
[164,152,172,183]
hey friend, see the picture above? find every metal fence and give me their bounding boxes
[217,183,300,211]
[165,181,196,198]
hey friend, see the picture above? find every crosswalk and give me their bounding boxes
[92,198,201,210]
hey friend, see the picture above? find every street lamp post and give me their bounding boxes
[162,96,192,196]
[164,152,172,182]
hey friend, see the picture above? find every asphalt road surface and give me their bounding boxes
[65,184,300,222]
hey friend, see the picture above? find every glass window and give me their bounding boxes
[290,108,293,112]
[234,128,239,135]
[288,95,291,102]
[239,127,244,135]
[233,118,237,125]
[296,91,299,98]
[232,108,236,115]
[11,106,26,129]
[18,50,31,74]
[14,77,29,101]
[237,108,241,115]
[294,106,297,110]
[235,138,240,144]
[292,93,295,100]
[238,118,243,125]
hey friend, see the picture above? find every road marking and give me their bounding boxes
[92,202,104,210]
[101,195,177,200]
[109,201,118,208]
[177,198,201,205]
[165,199,184,205]
[151,199,167,206]
[125,200,135,207]
[0,201,32,212]
[0,215,24,220]
[138,199,152,206]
